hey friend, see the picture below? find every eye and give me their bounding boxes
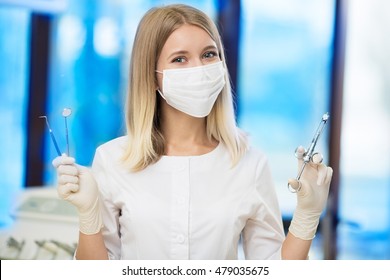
[202,51,218,59]
[171,57,186,63]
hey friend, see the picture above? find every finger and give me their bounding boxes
[75,164,88,175]
[316,163,328,185]
[58,164,78,176]
[324,167,333,186]
[52,155,75,168]
[288,178,300,191]
[58,174,79,185]
[312,153,323,164]
[57,183,79,199]
[295,146,305,159]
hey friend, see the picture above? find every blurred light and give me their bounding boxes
[57,15,85,62]
[93,17,120,57]
[0,0,67,14]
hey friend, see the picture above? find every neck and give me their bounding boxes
[160,102,217,156]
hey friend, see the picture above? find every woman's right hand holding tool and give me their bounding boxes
[52,155,103,235]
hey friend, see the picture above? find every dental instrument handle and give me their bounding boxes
[40,116,62,156]
[62,108,72,156]
[50,128,62,156]
[65,118,69,156]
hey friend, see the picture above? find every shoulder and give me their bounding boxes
[240,144,269,166]
[96,136,127,153]
[235,144,273,183]
[94,135,128,163]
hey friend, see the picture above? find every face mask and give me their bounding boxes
[156,61,226,118]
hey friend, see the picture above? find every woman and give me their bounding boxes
[53,4,332,260]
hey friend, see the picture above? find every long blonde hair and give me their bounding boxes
[123,4,248,171]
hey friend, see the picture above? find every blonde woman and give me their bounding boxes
[53,4,332,260]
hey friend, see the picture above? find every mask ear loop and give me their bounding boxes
[156,89,166,100]
[157,89,166,100]
[155,70,166,100]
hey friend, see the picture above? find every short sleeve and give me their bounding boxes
[92,147,121,260]
[242,156,285,260]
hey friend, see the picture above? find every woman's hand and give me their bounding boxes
[288,146,333,240]
[52,155,103,235]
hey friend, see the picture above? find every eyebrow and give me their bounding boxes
[167,45,218,60]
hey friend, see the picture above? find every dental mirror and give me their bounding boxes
[62,108,72,155]
[62,108,72,118]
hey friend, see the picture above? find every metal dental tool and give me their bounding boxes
[62,108,72,156]
[288,112,330,193]
[39,116,62,156]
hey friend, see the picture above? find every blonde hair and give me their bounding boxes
[123,4,248,171]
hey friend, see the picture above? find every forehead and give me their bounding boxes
[161,24,217,53]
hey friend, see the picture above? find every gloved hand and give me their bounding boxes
[288,146,333,240]
[52,155,103,235]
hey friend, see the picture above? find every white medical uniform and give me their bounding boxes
[92,136,284,260]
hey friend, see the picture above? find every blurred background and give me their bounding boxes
[0,0,389,260]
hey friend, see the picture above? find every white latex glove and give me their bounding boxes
[52,155,103,235]
[288,146,333,240]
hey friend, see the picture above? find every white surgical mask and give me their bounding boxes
[156,61,226,118]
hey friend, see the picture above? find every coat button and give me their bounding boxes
[176,234,185,243]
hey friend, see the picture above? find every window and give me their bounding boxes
[0,7,30,227]
[237,0,336,259]
[338,0,390,259]
[238,0,335,218]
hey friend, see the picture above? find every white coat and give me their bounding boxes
[92,136,284,259]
